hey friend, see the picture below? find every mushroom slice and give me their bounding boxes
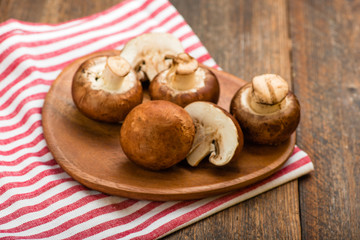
[149,53,220,107]
[120,32,184,82]
[185,102,244,167]
[72,56,143,123]
[230,74,301,145]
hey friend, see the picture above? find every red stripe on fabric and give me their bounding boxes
[0,146,49,166]
[0,120,42,145]
[292,146,301,154]
[196,54,212,64]
[0,0,135,40]
[0,193,108,234]
[0,134,44,156]
[0,0,163,72]
[0,79,50,105]
[134,155,312,239]
[0,184,83,225]
[167,21,187,33]
[178,32,195,41]
[1,3,177,92]
[62,201,164,240]
[0,159,56,178]
[0,107,43,132]
[103,201,198,240]
[0,92,46,113]
[6,199,139,238]
[0,167,64,195]
[0,177,73,210]
[184,42,202,53]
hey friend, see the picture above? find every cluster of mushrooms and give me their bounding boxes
[72,33,300,171]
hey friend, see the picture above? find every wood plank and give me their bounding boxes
[167,0,301,239]
[289,0,360,239]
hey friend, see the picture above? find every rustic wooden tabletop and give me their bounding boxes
[1,0,359,239]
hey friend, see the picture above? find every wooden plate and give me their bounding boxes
[42,50,295,201]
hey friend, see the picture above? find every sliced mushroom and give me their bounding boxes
[72,56,143,123]
[149,53,220,107]
[185,101,244,167]
[120,32,184,82]
[230,74,300,145]
[120,100,195,171]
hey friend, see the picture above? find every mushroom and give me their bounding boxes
[72,55,143,123]
[230,74,301,145]
[185,101,244,167]
[120,32,184,82]
[120,100,195,171]
[149,53,220,107]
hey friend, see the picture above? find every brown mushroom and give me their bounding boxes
[120,32,184,82]
[185,101,244,167]
[119,100,195,171]
[230,74,300,145]
[72,56,143,123]
[149,53,220,107]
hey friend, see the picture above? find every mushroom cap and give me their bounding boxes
[72,56,143,123]
[149,65,220,107]
[120,32,184,81]
[119,100,195,171]
[230,83,300,145]
[185,101,244,167]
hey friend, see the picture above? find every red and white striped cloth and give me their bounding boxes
[0,0,314,239]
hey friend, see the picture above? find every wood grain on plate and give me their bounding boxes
[42,50,295,201]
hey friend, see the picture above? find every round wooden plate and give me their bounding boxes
[42,50,295,201]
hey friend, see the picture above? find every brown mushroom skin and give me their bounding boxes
[148,66,220,108]
[230,83,300,145]
[72,56,143,123]
[120,100,195,171]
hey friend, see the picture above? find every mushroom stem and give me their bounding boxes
[102,56,131,91]
[168,53,199,91]
[249,74,289,114]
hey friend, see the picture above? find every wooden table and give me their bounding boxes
[1,0,359,239]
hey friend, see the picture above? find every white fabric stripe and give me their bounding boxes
[80,201,179,240]
[47,200,151,239]
[2,197,138,237]
[282,150,308,168]
[0,165,60,189]
[125,198,218,239]
[0,138,47,161]
[0,101,44,137]
[0,85,47,116]
[0,152,53,172]
[1,119,43,151]
[1,7,181,89]
[0,124,43,151]
[0,172,69,205]
[0,0,139,50]
[0,188,106,231]
[0,69,59,102]
[0,1,167,75]
[201,59,218,68]
[0,18,84,36]
[159,161,314,239]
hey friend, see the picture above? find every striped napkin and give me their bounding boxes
[0,0,314,239]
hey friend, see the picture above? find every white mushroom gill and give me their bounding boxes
[119,32,184,81]
[185,102,239,166]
